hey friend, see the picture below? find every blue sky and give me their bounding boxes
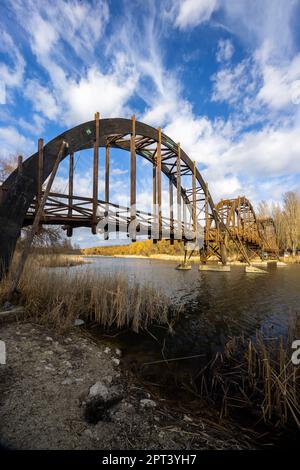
[1,0,300,247]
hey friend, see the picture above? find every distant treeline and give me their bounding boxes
[81,239,185,256]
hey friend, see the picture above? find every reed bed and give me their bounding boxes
[189,319,300,431]
[0,257,176,333]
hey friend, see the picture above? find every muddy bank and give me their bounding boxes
[0,321,251,450]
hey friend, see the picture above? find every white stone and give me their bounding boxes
[45,336,53,342]
[140,399,156,409]
[89,381,109,400]
[74,319,85,326]
[112,358,120,366]
[115,348,122,357]
[104,347,111,354]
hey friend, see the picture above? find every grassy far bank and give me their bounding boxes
[81,239,300,264]
[81,240,185,257]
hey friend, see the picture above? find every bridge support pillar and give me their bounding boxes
[199,264,231,272]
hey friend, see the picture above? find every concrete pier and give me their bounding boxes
[199,264,231,272]
[176,263,192,270]
[245,265,268,274]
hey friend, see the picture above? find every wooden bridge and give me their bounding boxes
[0,114,278,279]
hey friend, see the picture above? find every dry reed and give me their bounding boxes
[191,319,300,431]
[0,256,176,333]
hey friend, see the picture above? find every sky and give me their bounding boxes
[1,0,300,247]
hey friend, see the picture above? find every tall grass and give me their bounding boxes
[189,320,300,431]
[0,256,176,333]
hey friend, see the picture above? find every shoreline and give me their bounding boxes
[0,321,251,450]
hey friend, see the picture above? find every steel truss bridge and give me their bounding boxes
[0,115,278,278]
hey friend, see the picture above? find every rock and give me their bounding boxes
[104,347,111,354]
[140,399,156,409]
[115,348,122,357]
[74,319,85,326]
[62,378,73,385]
[89,381,109,400]
[112,358,120,366]
[45,336,53,342]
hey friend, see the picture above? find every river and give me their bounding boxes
[76,257,300,360]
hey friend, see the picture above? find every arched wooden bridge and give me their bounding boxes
[0,114,278,279]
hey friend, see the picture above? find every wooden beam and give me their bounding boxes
[169,176,174,244]
[92,112,100,234]
[37,138,43,208]
[105,142,110,240]
[192,161,197,236]
[157,127,162,239]
[17,155,23,175]
[130,115,136,241]
[152,156,157,243]
[177,143,182,239]
[205,182,209,245]
[67,151,74,237]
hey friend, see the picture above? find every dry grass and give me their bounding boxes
[189,318,300,431]
[0,256,177,333]
[28,253,87,268]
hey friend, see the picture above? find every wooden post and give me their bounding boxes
[192,161,197,237]
[37,138,43,208]
[169,177,174,244]
[237,196,241,236]
[67,151,74,237]
[205,182,209,245]
[152,157,157,242]
[130,115,136,241]
[177,143,182,239]
[17,155,23,175]
[105,141,110,240]
[92,112,100,234]
[157,128,162,239]
[7,141,67,302]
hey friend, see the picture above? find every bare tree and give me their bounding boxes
[257,200,271,219]
[283,191,300,256]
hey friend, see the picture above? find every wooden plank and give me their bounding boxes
[92,112,100,234]
[7,141,67,302]
[67,151,74,237]
[177,143,182,239]
[157,128,162,239]
[130,115,136,241]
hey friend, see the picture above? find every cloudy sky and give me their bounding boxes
[1,0,300,247]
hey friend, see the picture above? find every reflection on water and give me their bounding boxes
[75,257,300,355]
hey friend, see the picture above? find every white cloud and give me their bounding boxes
[0,126,34,159]
[257,55,300,110]
[172,0,219,29]
[216,39,234,62]
[24,80,59,121]
[63,64,138,125]
[0,30,25,93]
